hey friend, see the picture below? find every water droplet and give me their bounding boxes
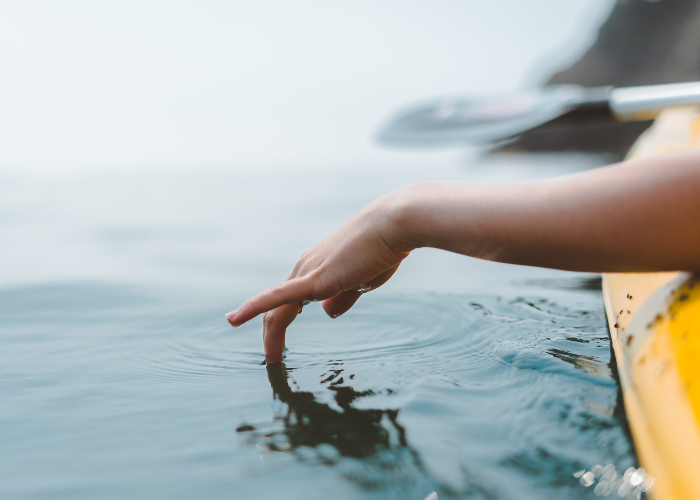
[602,463,616,479]
[630,467,645,486]
[580,471,595,487]
[640,475,655,492]
[618,481,632,497]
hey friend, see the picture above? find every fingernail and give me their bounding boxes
[226,310,239,326]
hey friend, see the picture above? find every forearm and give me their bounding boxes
[392,150,700,272]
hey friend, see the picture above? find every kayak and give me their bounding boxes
[602,106,700,500]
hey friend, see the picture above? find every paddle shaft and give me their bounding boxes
[610,81,700,121]
[555,82,700,123]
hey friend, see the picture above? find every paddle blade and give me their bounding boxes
[376,85,586,147]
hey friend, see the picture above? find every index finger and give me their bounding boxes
[262,303,301,364]
[226,276,313,327]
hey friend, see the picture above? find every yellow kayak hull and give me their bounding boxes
[603,107,700,500]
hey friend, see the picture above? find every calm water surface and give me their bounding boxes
[1,157,638,499]
[0,2,630,497]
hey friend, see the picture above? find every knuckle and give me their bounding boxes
[267,283,286,297]
[297,255,320,276]
[262,311,276,328]
[298,262,315,277]
[247,296,259,310]
[309,271,340,300]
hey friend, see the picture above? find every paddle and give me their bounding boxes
[376,81,700,147]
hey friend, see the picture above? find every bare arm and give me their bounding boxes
[398,150,700,272]
[227,150,700,363]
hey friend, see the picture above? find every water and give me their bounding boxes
[1,276,636,499]
[0,156,639,499]
[0,3,631,497]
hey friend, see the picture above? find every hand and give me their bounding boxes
[226,190,412,364]
[225,152,700,363]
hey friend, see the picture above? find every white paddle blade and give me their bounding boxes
[377,85,585,147]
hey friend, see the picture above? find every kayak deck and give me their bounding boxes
[602,106,700,500]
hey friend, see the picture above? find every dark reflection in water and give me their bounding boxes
[546,348,611,378]
[238,363,439,494]
[241,363,410,459]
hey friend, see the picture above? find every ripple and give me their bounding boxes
[224,290,631,498]
[3,284,636,499]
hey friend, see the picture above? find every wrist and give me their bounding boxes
[384,183,429,251]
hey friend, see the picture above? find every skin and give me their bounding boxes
[226,150,700,363]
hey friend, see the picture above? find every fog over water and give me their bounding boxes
[0,2,643,499]
[0,1,613,171]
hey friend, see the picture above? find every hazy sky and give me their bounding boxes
[0,1,614,171]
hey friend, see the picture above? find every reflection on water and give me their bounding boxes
[246,363,409,460]
[0,278,642,500]
[238,363,432,494]
[546,348,611,378]
[520,276,604,293]
[227,285,640,499]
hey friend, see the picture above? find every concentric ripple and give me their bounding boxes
[1,280,639,500]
